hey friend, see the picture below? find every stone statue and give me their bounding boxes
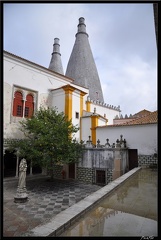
[17,158,27,193]
[14,158,28,203]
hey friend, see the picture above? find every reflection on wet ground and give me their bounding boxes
[60,168,157,236]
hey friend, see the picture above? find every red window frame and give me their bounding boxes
[12,91,23,117]
[13,91,34,118]
[25,94,34,118]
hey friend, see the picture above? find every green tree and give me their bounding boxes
[7,107,83,179]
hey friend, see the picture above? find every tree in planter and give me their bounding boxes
[7,106,83,179]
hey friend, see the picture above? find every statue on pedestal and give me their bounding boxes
[14,158,28,203]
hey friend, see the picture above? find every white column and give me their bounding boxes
[22,92,26,118]
[42,167,47,175]
[30,160,33,175]
[3,147,6,175]
[22,100,26,118]
[15,149,20,178]
[33,94,36,116]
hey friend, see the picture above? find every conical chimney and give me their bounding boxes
[65,17,104,102]
[49,38,64,74]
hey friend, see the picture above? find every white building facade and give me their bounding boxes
[3,17,157,181]
[3,50,121,178]
[96,123,157,167]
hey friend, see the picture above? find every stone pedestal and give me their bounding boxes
[14,192,28,203]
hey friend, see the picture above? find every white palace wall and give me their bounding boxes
[4,53,73,139]
[89,101,121,125]
[96,124,157,156]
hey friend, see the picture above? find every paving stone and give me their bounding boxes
[37,210,45,214]
[3,231,15,236]
[44,214,52,218]
[46,208,54,211]
[39,205,48,208]
[3,175,101,237]
[7,226,19,231]
[49,202,55,206]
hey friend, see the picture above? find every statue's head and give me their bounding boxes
[22,158,26,163]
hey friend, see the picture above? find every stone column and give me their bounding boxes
[63,164,68,179]
[30,160,33,175]
[22,93,26,118]
[42,167,47,175]
[3,147,6,175]
[112,149,123,180]
[33,94,36,116]
[15,148,20,178]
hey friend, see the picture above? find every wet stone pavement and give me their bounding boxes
[3,176,101,237]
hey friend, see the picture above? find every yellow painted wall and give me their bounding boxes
[80,91,86,140]
[91,115,99,145]
[62,85,75,121]
[86,101,91,112]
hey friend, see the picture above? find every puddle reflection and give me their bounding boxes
[60,169,157,236]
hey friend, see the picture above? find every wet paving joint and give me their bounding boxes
[3,177,102,237]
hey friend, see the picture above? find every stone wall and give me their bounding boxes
[76,135,128,185]
[53,165,63,179]
[76,167,94,184]
[138,154,157,167]
[76,167,113,185]
[107,168,113,183]
[78,148,114,169]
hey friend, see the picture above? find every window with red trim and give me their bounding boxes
[12,91,34,118]
[25,94,34,118]
[12,91,23,117]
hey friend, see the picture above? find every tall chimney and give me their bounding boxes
[49,38,64,74]
[65,17,104,102]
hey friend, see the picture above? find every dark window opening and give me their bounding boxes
[17,105,23,116]
[96,170,105,185]
[25,107,29,117]
[76,112,79,119]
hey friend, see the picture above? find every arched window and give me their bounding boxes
[25,94,34,118]
[12,91,23,117]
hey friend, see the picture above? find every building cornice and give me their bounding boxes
[3,50,73,83]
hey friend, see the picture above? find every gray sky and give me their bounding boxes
[3,3,157,116]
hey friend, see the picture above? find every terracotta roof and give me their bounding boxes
[132,109,151,118]
[122,110,157,125]
[97,110,157,128]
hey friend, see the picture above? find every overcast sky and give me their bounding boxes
[3,3,157,117]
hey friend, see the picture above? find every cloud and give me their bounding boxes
[100,55,157,115]
[3,3,157,116]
